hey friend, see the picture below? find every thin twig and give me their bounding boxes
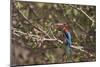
[71,45,93,56]
[69,5,95,25]
[72,29,80,42]
[74,21,87,33]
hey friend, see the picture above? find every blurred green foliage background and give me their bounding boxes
[11,0,96,66]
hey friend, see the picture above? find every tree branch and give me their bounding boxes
[71,45,93,56]
[69,5,95,25]
[12,28,63,44]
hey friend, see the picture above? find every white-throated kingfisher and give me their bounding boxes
[54,23,72,62]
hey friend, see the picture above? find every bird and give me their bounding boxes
[54,23,73,62]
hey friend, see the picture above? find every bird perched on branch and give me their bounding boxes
[54,22,91,62]
[54,23,72,62]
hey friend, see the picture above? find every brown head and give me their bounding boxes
[54,23,69,32]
